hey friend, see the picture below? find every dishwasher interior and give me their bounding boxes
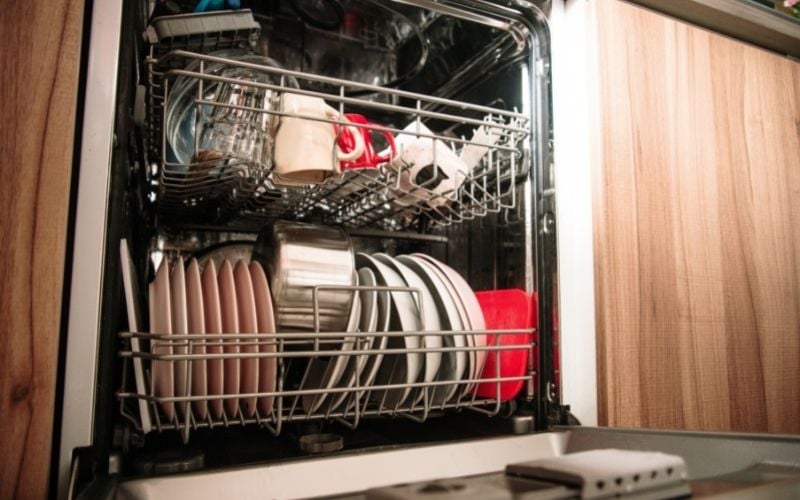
[71,0,560,494]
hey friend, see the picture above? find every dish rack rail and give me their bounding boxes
[146,50,531,231]
[117,329,536,442]
[117,284,536,442]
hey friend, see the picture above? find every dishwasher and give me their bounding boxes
[56,1,800,499]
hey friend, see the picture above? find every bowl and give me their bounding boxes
[165,50,298,172]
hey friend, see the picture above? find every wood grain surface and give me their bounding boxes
[0,0,85,498]
[590,0,800,432]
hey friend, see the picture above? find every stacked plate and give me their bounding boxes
[148,257,277,423]
[146,250,493,423]
[327,252,489,411]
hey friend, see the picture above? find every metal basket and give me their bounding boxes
[146,50,530,231]
[117,283,536,442]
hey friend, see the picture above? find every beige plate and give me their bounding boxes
[250,262,277,417]
[149,259,175,422]
[218,260,240,418]
[186,258,207,421]
[233,261,259,418]
[202,261,225,419]
[170,257,190,419]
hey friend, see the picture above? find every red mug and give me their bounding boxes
[337,113,397,170]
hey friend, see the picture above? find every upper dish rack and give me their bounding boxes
[145,48,531,231]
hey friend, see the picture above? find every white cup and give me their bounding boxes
[387,122,469,208]
[273,93,365,185]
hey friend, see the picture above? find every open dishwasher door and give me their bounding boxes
[113,428,800,499]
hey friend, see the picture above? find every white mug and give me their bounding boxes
[387,122,469,208]
[273,93,365,185]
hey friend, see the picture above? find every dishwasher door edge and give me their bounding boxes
[57,0,124,498]
[115,432,569,500]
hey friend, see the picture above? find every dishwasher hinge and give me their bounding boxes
[547,402,581,428]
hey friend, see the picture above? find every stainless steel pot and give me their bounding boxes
[254,221,355,331]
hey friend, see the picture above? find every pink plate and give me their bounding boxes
[474,289,535,401]
[149,259,175,422]
[202,261,225,419]
[250,262,277,417]
[233,261,259,417]
[170,257,190,419]
[218,260,240,418]
[186,258,208,420]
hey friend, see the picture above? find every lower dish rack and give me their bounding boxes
[117,284,536,443]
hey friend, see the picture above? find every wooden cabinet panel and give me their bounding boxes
[0,0,85,497]
[590,0,800,432]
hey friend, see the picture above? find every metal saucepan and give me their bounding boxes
[254,221,355,331]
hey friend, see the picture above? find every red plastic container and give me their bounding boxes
[474,289,537,401]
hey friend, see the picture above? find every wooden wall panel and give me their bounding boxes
[591,0,800,432]
[0,0,85,497]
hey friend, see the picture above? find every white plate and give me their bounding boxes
[250,261,277,417]
[356,253,423,409]
[201,261,225,420]
[185,258,208,421]
[347,269,391,413]
[302,281,361,415]
[374,253,442,406]
[120,239,152,433]
[398,255,465,404]
[218,260,241,418]
[234,261,259,417]
[327,267,380,413]
[413,254,487,394]
[357,268,380,340]
[150,258,175,422]
[410,255,474,394]
[170,256,190,419]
